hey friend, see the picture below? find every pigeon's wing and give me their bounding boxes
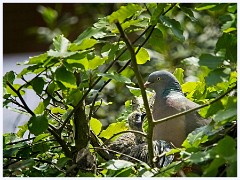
[166,93,210,134]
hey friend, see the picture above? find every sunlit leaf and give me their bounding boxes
[33,133,50,143]
[99,122,128,139]
[6,84,25,97]
[88,56,107,70]
[108,4,143,23]
[69,38,98,51]
[16,123,28,138]
[90,117,102,135]
[173,68,184,85]
[27,53,48,65]
[34,102,45,115]
[136,47,150,64]
[195,3,217,11]
[51,107,66,114]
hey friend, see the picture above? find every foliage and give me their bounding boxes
[3,3,237,177]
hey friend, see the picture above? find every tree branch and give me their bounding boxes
[6,81,35,116]
[115,20,155,167]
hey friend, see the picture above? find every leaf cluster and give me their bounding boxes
[3,3,237,177]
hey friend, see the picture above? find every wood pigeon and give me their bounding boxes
[122,111,174,167]
[107,111,146,157]
[144,70,210,147]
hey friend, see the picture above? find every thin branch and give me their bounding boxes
[102,129,147,147]
[153,85,237,125]
[3,156,65,173]
[115,20,155,167]
[6,81,35,116]
[48,125,72,158]
[6,137,35,146]
[91,146,149,165]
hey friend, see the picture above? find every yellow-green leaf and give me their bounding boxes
[135,47,150,65]
[90,117,102,135]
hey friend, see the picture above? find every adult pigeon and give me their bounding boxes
[144,70,210,147]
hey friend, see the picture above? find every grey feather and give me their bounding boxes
[145,70,210,147]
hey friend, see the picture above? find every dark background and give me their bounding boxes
[3,3,116,54]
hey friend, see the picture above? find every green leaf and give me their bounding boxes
[199,54,224,69]
[173,68,184,85]
[180,5,197,22]
[199,101,224,118]
[69,38,98,51]
[215,33,237,62]
[126,86,141,96]
[108,4,143,23]
[50,107,66,114]
[103,159,134,170]
[90,117,102,135]
[136,47,150,64]
[66,88,83,106]
[57,157,72,168]
[74,27,106,45]
[17,123,28,138]
[28,115,48,136]
[33,133,50,143]
[213,108,237,124]
[160,16,185,41]
[203,157,225,177]
[215,136,236,161]
[98,72,131,84]
[189,150,212,164]
[31,77,45,94]
[27,53,48,65]
[99,121,128,139]
[6,84,25,97]
[3,71,15,87]
[205,68,229,86]
[88,56,107,70]
[32,142,50,153]
[150,4,165,24]
[53,34,69,52]
[195,3,217,11]
[55,66,77,89]
[148,28,163,52]
[34,102,45,115]
[47,49,76,58]
[65,54,89,71]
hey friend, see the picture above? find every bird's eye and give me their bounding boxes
[157,77,161,81]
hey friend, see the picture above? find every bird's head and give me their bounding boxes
[128,111,146,131]
[144,70,182,95]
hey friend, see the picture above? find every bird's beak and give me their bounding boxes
[144,81,151,88]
